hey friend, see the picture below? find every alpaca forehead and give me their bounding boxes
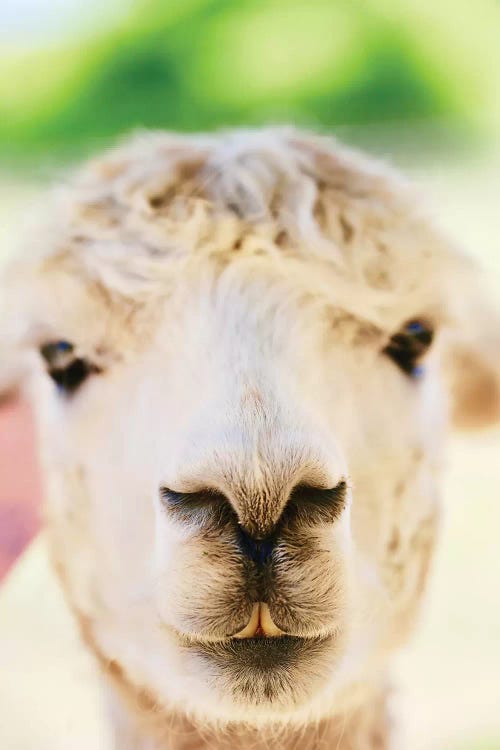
[30,126,447,315]
[18,124,454,354]
[145,286,384,377]
[165,261,381,341]
[32,254,387,364]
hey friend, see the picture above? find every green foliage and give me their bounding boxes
[0,0,497,162]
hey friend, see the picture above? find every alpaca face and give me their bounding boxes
[6,128,497,727]
[31,256,444,724]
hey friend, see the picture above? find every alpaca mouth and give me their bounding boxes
[175,604,340,699]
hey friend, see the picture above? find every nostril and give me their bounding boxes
[286,479,348,526]
[237,527,275,565]
[159,487,234,527]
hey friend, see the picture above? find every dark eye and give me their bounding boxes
[383,320,434,377]
[40,341,99,395]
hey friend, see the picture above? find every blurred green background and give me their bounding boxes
[0,2,499,749]
[1,0,499,167]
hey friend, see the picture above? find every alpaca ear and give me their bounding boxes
[444,342,500,430]
[442,263,500,431]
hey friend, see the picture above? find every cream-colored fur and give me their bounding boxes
[2,127,500,749]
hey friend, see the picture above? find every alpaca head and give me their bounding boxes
[2,129,499,726]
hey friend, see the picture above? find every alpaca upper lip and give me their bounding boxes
[169,604,286,646]
[173,619,341,648]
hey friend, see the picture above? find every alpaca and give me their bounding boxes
[1,128,499,750]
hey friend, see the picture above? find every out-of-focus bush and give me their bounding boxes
[0,0,499,163]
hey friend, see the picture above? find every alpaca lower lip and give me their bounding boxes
[186,634,338,708]
[226,636,307,666]
[181,634,336,708]
[187,633,332,667]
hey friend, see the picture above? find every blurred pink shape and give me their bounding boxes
[0,396,42,580]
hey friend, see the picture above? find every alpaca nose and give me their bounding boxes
[236,527,275,564]
[160,480,348,543]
